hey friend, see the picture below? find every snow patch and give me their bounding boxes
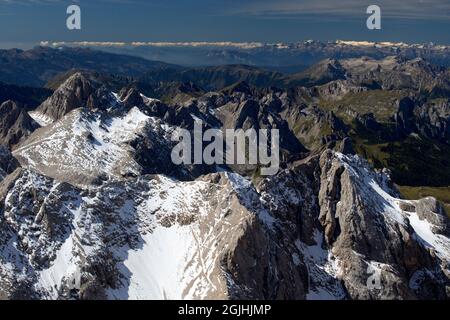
[407,210,450,260]
[29,111,54,127]
[297,230,346,300]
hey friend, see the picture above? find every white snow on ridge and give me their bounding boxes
[226,172,251,191]
[108,176,225,300]
[14,107,155,183]
[407,208,450,260]
[29,111,54,127]
[100,106,150,144]
[140,93,160,104]
[298,231,346,300]
[35,199,106,299]
[335,152,450,261]
[335,152,406,225]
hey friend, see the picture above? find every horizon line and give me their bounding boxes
[36,40,450,49]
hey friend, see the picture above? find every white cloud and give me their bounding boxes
[40,40,266,49]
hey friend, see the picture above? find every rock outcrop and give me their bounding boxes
[1,147,449,300]
[0,100,39,148]
[35,73,116,123]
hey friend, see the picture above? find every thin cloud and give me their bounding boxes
[231,0,450,20]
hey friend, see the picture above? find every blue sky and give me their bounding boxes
[0,0,449,48]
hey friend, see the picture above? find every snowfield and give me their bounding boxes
[14,106,172,187]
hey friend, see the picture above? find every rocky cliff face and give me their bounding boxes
[2,139,449,299]
[316,151,450,299]
[0,167,306,299]
[0,100,39,148]
[34,72,118,124]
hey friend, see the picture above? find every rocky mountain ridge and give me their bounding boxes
[57,40,450,69]
[1,50,450,300]
[1,144,449,299]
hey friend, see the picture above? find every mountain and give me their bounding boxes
[1,46,450,300]
[305,57,450,187]
[283,59,347,87]
[15,103,177,186]
[137,65,284,91]
[0,46,178,87]
[132,55,450,187]
[134,55,450,94]
[62,40,450,68]
[0,82,52,110]
[0,100,39,148]
[283,55,450,92]
[2,140,450,299]
[34,72,111,123]
[5,45,447,97]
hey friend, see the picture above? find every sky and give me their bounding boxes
[0,0,449,48]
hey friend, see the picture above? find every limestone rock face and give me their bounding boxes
[316,151,450,299]
[258,150,450,300]
[0,100,39,148]
[35,73,115,122]
[0,169,308,299]
[2,146,449,300]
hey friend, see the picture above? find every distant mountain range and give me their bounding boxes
[0,46,178,87]
[3,43,450,93]
[40,40,450,69]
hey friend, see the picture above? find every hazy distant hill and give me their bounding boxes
[0,46,178,87]
[68,40,450,69]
